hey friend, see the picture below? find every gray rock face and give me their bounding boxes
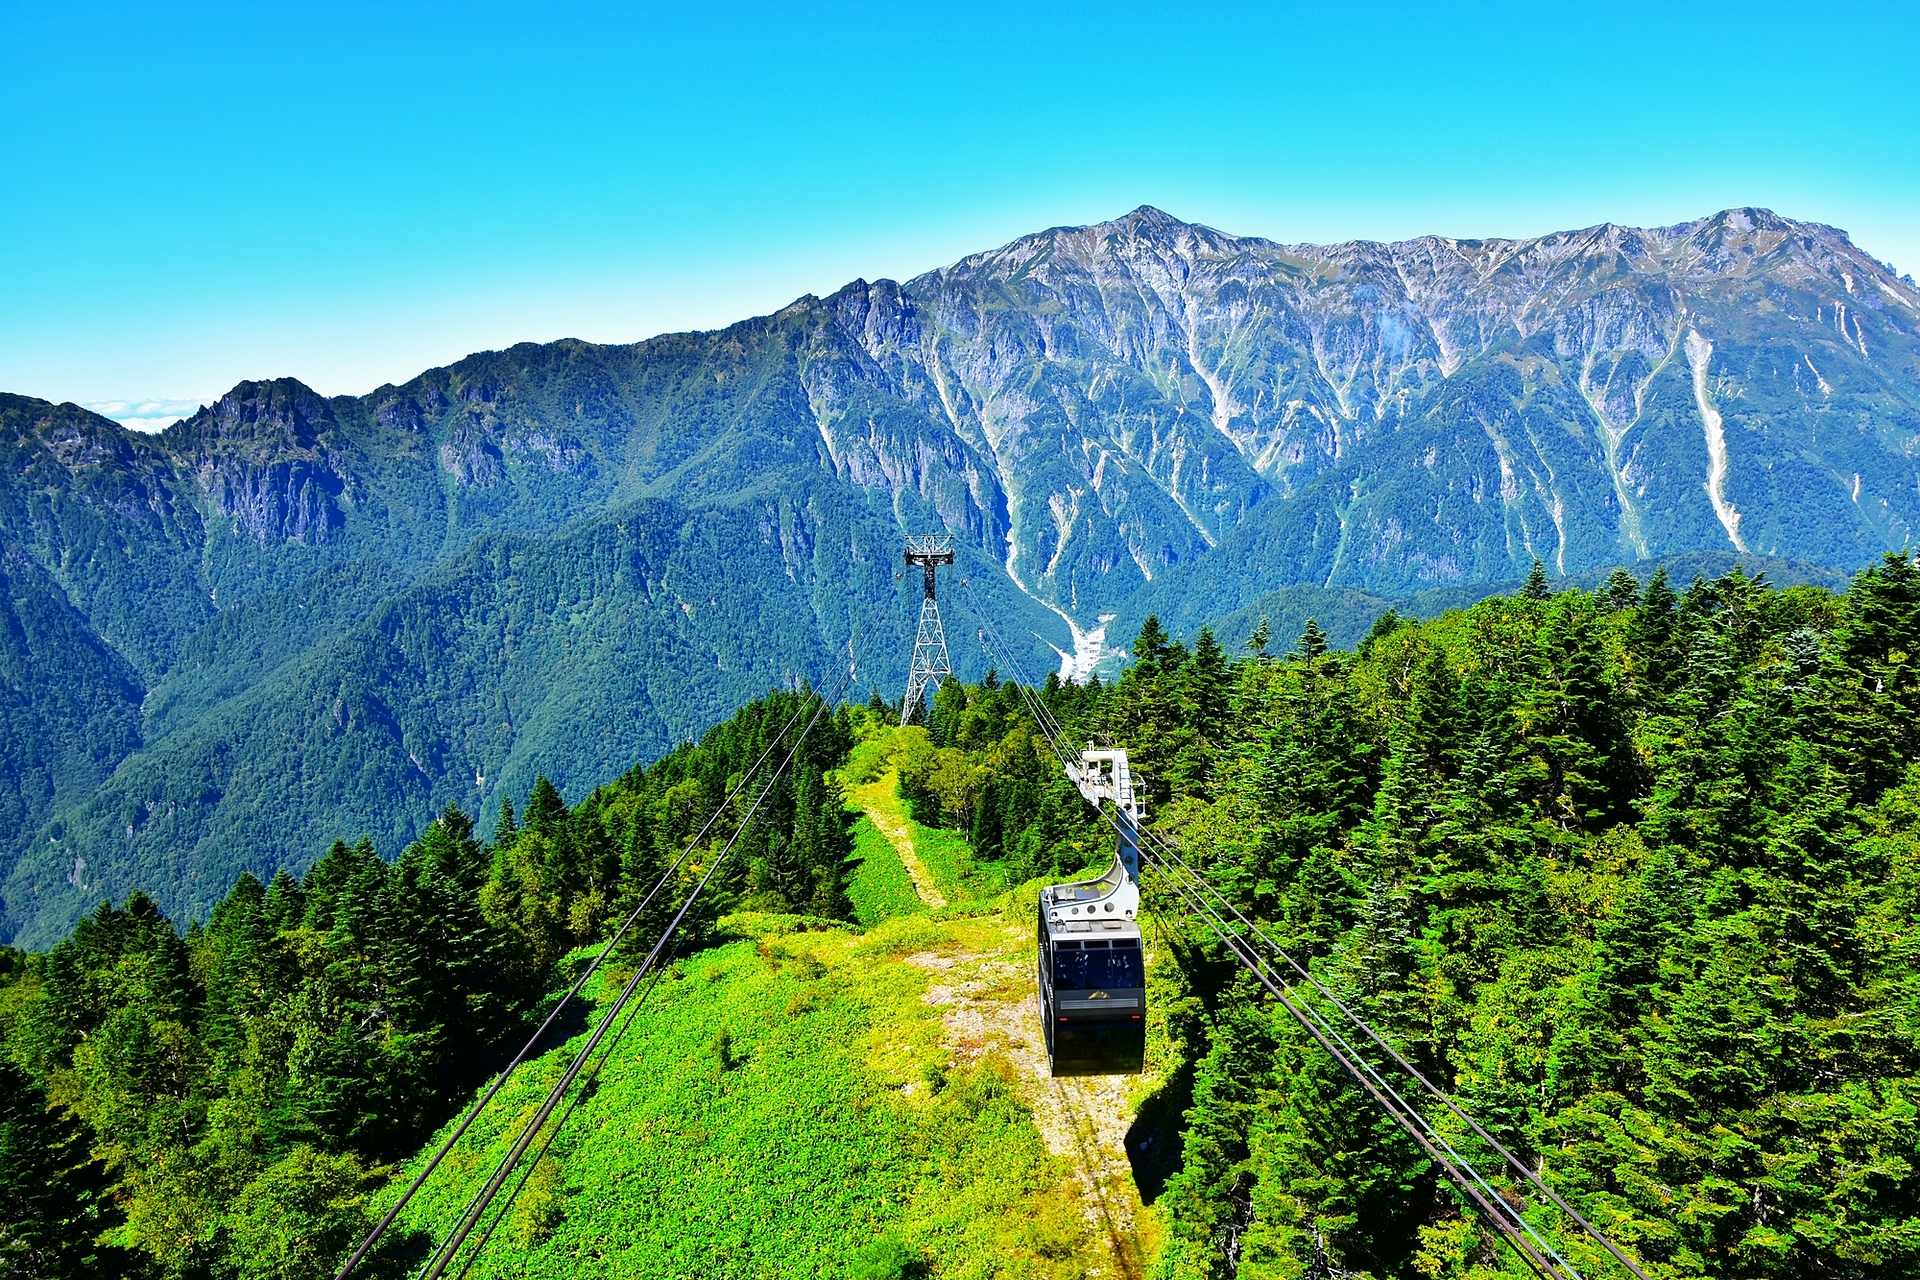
[174,380,349,546]
[831,205,1920,633]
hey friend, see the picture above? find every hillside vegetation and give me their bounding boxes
[10,556,1920,1279]
[379,911,1131,1279]
[877,556,1920,1278]
[6,204,1920,948]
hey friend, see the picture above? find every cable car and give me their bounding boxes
[1038,747,1147,1075]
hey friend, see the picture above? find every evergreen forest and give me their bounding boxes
[9,556,1920,1279]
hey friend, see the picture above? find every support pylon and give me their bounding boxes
[901,534,955,725]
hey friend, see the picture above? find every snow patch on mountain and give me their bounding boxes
[1686,330,1748,553]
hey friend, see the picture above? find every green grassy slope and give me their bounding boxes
[846,815,926,927]
[385,913,1122,1279]
[844,729,1009,909]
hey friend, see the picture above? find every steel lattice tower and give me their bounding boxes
[901,534,955,725]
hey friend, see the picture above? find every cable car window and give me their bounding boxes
[1052,941,1144,990]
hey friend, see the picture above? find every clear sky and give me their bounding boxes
[4,1,1916,426]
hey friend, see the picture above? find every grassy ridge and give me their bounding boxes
[846,814,925,927]
[386,913,1105,1279]
[897,810,1005,906]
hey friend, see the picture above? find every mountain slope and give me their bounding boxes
[4,204,1918,943]
[859,206,1920,627]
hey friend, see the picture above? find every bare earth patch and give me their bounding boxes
[853,771,948,909]
[909,926,1158,1278]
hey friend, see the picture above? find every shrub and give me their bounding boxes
[847,1235,928,1280]
[851,914,945,958]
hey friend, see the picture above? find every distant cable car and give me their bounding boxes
[1038,747,1147,1074]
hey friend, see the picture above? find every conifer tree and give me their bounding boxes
[1134,613,1173,668]
[1246,616,1271,660]
[1603,566,1642,611]
[1628,566,1679,702]
[525,777,567,837]
[1357,607,1402,657]
[1293,617,1329,662]
[1522,557,1551,599]
[0,1059,129,1278]
[263,867,305,931]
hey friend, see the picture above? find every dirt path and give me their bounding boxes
[912,922,1157,1278]
[852,771,947,909]
[845,769,1156,1271]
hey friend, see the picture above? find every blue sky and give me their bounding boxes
[4,1,1916,422]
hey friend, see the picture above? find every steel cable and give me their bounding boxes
[419,684,842,1279]
[331,686,824,1280]
[1132,826,1650,1280]
[955,581,1630,1279]
[413,614,877,1279]
[450,955,674,1280]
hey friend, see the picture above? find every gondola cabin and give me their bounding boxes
[1037,862,1145,1072]
[1039,746,1149,1074]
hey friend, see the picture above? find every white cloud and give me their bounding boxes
[80,398,207,433]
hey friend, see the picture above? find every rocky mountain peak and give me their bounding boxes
[165,378,349,546]
[7,396,161,474]
[174,377,338,452]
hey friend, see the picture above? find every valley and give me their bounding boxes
[4,205,1918,946]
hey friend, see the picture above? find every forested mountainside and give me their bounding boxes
[10,556,1920,1278]
[912,556,1920,1278]
[0,687,858,1278]
[5,204,1918,946]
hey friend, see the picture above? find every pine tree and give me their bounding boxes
[1628,566,1679,703]
[1247,616,1272,660]
[1815,552,1920,800]
[199,872,279,1066]
[1522,558,1551,599]
[0,1060,131,1278]
[930,678,967,750]
[1172,627,1234,797]
[1357,608,1402,658]
[1157,987,1275,1275]
[262,868,305,931]
[1526,598,1637,830]
[970,778,1005,862]
[1133,614,1173,669]
[1405,649,1463,782]
[1293,618,1329,663]
[1603,567,1642,611]
[525,777,567,837]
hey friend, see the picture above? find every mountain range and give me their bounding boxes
[4,204,1916,946]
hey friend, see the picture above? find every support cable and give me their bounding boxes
[414,618,874,1280]
[1133,845,1576,1278]
[420,686,839,1279]
[954,580,1633,1280]
[332,692,822,1280]
[1133,828,1651,1280]
[1134,846,1565,1280]
[450,955,674,1280]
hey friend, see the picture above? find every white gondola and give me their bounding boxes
[1037,746,1147,1074]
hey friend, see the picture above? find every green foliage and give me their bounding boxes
[1132,558,1920,1279]
[889,680,1106,888]
[18,549,1920,1278]
[847,816,927,927]
[0,687,863,1280]
[850,1235,930,1280]
[385,920,1090,1277]
[222,1146,380,1280]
